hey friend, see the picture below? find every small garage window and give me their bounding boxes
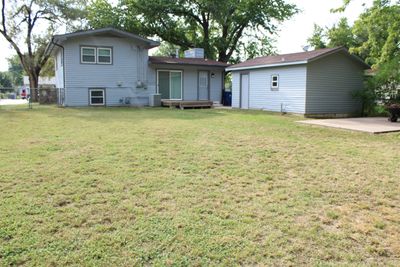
[271,75,279,90]
[89,89,105,105]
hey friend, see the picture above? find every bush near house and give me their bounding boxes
[0,106,399,266]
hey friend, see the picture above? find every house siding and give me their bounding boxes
[305,51,364,115]
[231,65,307,113]
[148,65,224,103]
[54,50,64,88]
[63,36,149,106]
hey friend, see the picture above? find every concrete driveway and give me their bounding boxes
[0,99,28,106]
[297,117,400,134]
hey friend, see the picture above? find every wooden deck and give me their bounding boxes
[161,100,213,109]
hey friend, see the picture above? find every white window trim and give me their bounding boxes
[81,47,97,64]
[156,70,183,100]
[271,74,279,90]
[89,89,105,106]
[97,47,112,65]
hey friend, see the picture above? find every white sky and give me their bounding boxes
[0,0,372,71]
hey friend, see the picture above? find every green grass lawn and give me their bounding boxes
[1,105,399,266]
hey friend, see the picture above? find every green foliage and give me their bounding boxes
[7,55,24,86]
[327,18,358,48]
[232,35,277,63]
[310,1,400,68]
[0,0,87,96]
[307,24,327,49]
[0,71,12,88]
[369,56,400,102]
[87,0,298,62]
[351,0,400,66]
[152,42,182,57]
[308,18,357,50]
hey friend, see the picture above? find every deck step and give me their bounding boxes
[161,100,213,109]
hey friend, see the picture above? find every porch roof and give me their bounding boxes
[149,56,229,68]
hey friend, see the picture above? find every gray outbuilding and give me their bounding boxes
[227,47,370,117]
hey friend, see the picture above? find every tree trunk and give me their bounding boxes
[28,74,39,102]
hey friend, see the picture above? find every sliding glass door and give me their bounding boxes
[157,70,182,100]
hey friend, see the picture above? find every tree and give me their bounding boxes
[307,24,327,49]
[327,18,358,49]
[0,72,12,88]
[231,34,276,63]
[351,0,400,67]
[0,0,86,101]
[88,0,298,63]
[7,55,24,86]
[153,42,182,57]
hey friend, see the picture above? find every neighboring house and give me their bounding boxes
[45,28,228,107]
[226,47,370,117]
[21,76,56,93]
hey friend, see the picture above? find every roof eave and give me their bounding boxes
[53,27,160,48]
[307,47,370,69]
[226,60,308,71]
[149,61,228,68]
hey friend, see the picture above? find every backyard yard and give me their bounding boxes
[0,105,399,266]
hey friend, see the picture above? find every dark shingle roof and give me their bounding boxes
[149,56,229,68]
[227,47,369,70]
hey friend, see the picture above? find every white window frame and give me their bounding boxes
[271,74,279,90]
[89,89,105,106]
[81,47,96,64]
[97,47,112,64]
[156,70,183,100]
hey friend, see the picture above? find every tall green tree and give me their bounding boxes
[327,18,358,48]
[351,0,400,66]
[0,0,86,101]
[307,24,327,49]
[88,0,298,63]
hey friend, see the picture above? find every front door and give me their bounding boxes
[157,70,183,100]
[240,74,249,109]
[198,71,209,100]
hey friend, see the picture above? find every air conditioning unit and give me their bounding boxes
[184,48,205,58]
[149,94,161,107]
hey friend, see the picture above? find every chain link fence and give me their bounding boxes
[0,87,64,108]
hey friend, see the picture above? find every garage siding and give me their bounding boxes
[305,51,364,115]
[231,65,307,113]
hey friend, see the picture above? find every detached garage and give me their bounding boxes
[227,47,370,117]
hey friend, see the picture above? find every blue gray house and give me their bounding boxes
[226,47,370,117]
[46,28,227,107]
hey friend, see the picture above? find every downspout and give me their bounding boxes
[50,38,65,106]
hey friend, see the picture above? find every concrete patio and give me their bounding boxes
[297,117,400,134]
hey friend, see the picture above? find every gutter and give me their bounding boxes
[226,60,308,71]
[49,38,65,89]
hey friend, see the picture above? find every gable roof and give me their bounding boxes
[226,47,370,71]
[149,56,229,68]
[52,27,160,48]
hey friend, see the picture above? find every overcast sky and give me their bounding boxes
[0,0,371,72]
